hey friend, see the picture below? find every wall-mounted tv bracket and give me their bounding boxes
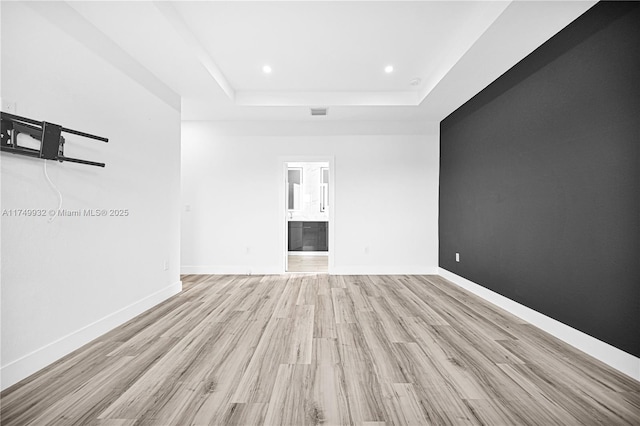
[1,111,108,167]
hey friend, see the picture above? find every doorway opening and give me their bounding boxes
[285,161,330,273]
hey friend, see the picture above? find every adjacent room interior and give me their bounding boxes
[1,1,639,424]
[286,161,330,273]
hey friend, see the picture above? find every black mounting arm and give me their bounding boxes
[1,111,108,167]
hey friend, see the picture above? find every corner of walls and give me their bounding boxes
[1,2,182,390]
[0,281,182,390]
[439,268,640,382]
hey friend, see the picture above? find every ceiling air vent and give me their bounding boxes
[310,108,327,116]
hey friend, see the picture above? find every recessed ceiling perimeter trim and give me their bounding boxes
[153,1,236,103]
[235,91,421,107]
[29,1,181,111]
[416,0,512,106]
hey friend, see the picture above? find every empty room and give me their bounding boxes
[1,1,638,425]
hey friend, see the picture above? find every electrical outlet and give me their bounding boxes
[163,260,169,271]
[364,246,370,254]
[455,253,460,262]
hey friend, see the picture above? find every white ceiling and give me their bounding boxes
[33,1,596,122]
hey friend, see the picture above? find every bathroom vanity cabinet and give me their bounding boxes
[288,221,328,252]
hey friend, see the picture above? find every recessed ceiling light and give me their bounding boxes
[410,78,422,86]
[262,65,272,74]
[384,65,394,73]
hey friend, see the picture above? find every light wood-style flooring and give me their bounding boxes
[288,255,328,273]
[2,274,639,425]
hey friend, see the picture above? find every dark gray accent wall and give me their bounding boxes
[439,2,639,357]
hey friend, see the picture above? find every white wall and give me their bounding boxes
[181,121,439,275]
[1,3,181,389]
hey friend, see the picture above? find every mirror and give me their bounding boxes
[320,167,329,212]
[288,167,302,210]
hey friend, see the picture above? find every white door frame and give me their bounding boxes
[279,156,335,274]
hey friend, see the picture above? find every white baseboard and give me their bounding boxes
[439,268,640,382]
[181,265,281,275]
[331,266,439,275]
[181,265,439,276]
[0,281,182,391]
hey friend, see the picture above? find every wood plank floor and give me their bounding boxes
[288,255,329,273]
[2,274,639,425]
